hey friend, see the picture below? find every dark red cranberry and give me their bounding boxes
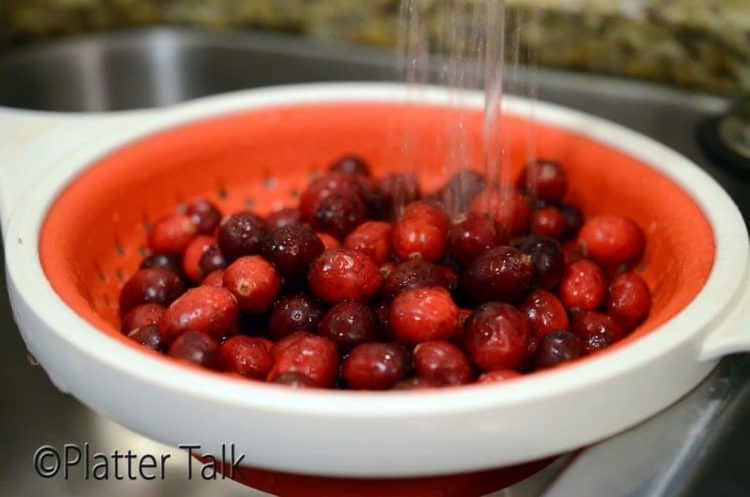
[330,155,371,177]
[140,253,182,276]
[559,204,584,240]
[448,212,509,267]
[160,286,239,343]
[266,208,303,230]
[182,235,214,282]
[119,268,185,316]
[517,159,568,202]
[470,190,531,236]
[392,201,450,262]
[223,256,281,313]
[379,173,421,219]
[344,221,392,265]
[439,169,486,213]
[512,235,565,290]
[312,192,367,240]
[573,311,625,353]
[390,287,458,344]
[307,248,382,304]
[535,330,583,369]
[121,303,165,333]
[381,259,449,300]
[392,377,442,390]
[198,244,227,276]
[578,215,646,266]
[531,207,568,240]
[342,343,409,390]
[352,175,387,218]
[299,172,359,221]
[269,294,324,340]
[460,246,534,304]
[317,232,340,249]
[606,272,651,330]
[262,224,325,277]
[272,372,318,388]
[219,336,273,380]
[167,331,219,369]
[477,370,521,384]
[560,259,607,311]
[202,269,224,288]
[413,340,473,385]
[217,211,268,261]
[186,199,222,234]
[126,324,163,351]
[520,289,570,341]
[148,213,197,255]
[318,302,379,350]
[464,302,529,372]
[268,332,339,388]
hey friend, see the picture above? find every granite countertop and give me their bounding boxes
[1,0,748,95]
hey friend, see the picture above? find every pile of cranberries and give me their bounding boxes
[119,156,651,390]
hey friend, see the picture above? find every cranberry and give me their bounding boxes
[448,212,509,267]
[606,272,651,330]
[342,343,409,390]
[268,294,324,340]
[390,287,458,344]
[559,204,584,240]
[160,286,239,343]
[392,377,441,390]
[559,259,607,311]
[578,215,646,266]
[219,336,273,380]
[223,256,282,313]
[512,235,565,290]
[182,235,215,282]
[317,232,340,250]
[186,199,222,234]
[381,259,449,301]
[439,169,486,213]
[127,325,163,351]
[460,246,534,304]
[531,207,568,240]
[470,190,531,236]
[307,248,382,304]
[392,201,450,262]
[344,221,392,265]
[272,372,318,388]
[379,173,421,219]
[520,289,569,340]
[353,175,387,218]
[312,192,367,240]
[477,370,521,384]
[268,332,339,387]
[119,268,185,315]
[121,303,165,333]
[262,225,325,278]
[572,311,625,353]
[535,330,583,369]
[140,253,182,276]
[168,331,219,369]
[330,155,371,177]
[413,340,473,385]
[202,269,224,287]
[518,160,568,202]
[148,213,197,255]
[318,302,379,350]
[464,302,529,371]
[198,244,227,276]
[266,208,303,230]
[217,211,268,261]
[299,172,359,221]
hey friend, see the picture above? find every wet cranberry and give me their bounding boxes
[268,294,324,340]
[518,159,568,202]
[573,311,625,353]
[413,340,473,385]
[168,331,219,369]
[160,286,239,343]
[318,302,379,350]
[606,272,651,330]
[438,169,486,213]
[312,192,367,240]
[119,268,185,315]
[217,211,268,261]
[344,221,392,265]
[460,246,534,304]
[268,332,339,388]
[330,155,371,177]
[520,289,569,340]
[392,201,450,262]
[127,324,163,351]
[381,259,449,300]
[448,212,509,267]
[307,248,382,304]
[266,208,303,230]
[477,370,521,384]
[202,269,224,287]
[390,287,458,344]
[299,172,359,221]
[186,199,222,234]
[219,336,273,380]
[121,303,165,333]
[392,377,441,390]
[223,256,282,313]
[470,190,531,236]
[148,213,197,255]
[262,225,325,278]
[464,302,529,372]
[353,175,387,218]
[559,204,584,240]
[272,372,318,388]
[342,343,409,390]
[379,173,421,219]
[578,215,646,266]
[198,244,227,275]
[535,330,583,369]
[317,232,340,250]
[140,253,182,276]
[559,259,607,311]
[512,235,565,290]
[182,235,214,282]
[531,207,568,240]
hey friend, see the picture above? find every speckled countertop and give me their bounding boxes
[1,0,748,94]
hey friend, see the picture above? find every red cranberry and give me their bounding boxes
[518,159,568,202]
[217,211,268,261]
[268,294,324,340]
[312,192,367,240]
[140,253,182,276]
[127,325,163,351]
[160,286,239,343]
[266,208,303,230]
[448,212,509,267]
[392,201,450,262]
[182,235,214,282]
[148,213,197,255]
[535,330,583,369]
[381,260,449,301]
[121,303,165,333]
[477,370,521,384]
[119,268,185,316]
[390,287,458,344]
[202,269,224,287]
[578,215,646,266]
[470,190,531,236]
[219,336,273,380]
[318,302,379,350]
[223,256,282,313]
[460,246,534,304]
[344,221,392,265]
[559,204,584,240]
[438,169,487,213]
[520,289,569,340]
[464,302,529,372]
[342,343,409,390]
[379,173,421,219]
[168,331,219,369]
[186,199,222,234]
[330,155,371,177]
[560,259,607,311]
[606,272,651,330]
[198,244,227,276]
[262,225,325,277]
[573,311,625,353]
[392,377,441,390]
[307,248,382,304]
[317,232,340,249]
[268,332,339,388]
[531,207,568,240]
[512,235,565,290]
[299,172,359,221]
[272,372,318,388]
[413,340,473,385]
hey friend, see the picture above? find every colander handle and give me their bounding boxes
[700,265,750,361]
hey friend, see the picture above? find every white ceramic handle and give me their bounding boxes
[700,263,750,361]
